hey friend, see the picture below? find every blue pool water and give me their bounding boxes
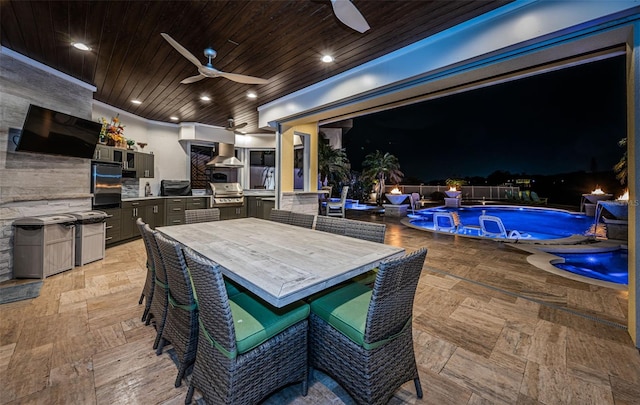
[408,205,594,240]
[553,249,628,285]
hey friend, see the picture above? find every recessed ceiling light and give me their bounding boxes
[321,55,334,63]
[200,96,211,101]
[247,91,257,99]
[72,42,91,51]
[131,99,142,105]
[170,116,179,121]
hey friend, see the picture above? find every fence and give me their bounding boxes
[384,185,520,201]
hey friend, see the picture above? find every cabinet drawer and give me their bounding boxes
[105,225,121,244]
[186,197,207,209]
[166,213,185,226]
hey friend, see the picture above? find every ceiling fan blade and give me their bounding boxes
[229,122,248,130]
[218,71,269,85]
[180,74,206,84]
[330,0,370,33]
[161,33,204,68]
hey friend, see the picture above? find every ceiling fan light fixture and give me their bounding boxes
[131,99,142,105]
[170,116,179,121]
[72,42,91,51]
[321,55,334,63]
[200,96,211,101]
[247,91,257,99]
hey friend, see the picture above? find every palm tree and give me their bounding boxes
[361,150,404,204]
[317,138,351,192]
[614,137,627,185]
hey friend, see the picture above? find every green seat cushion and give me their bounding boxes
[310,282,372,347]
[352,268,378,286]
[224,279,242,297]
[230,293,310,355]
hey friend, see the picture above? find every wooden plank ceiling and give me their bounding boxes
[1,0,512,133]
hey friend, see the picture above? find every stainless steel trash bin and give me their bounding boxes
[13,214,76,278]
[69,211,107,266]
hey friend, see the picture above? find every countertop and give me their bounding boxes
[243,190,276,197]
[282,190,329,195]
[122,195,211,202]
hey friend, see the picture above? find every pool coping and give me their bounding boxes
[511,242,628,290]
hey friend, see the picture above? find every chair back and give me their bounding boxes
[365,248,427,344]
[290,212,315,229]
[344,220,386,243]
[410,193,421,209]
[143,224,166,286]
[315,215,347,235]
[183,247,237,356]
[185,208,220,224]
[339,185,349,203]
[479,215,507,238]
[137,218,153,268]
[433,212,457,232]
[154,232,195,311]
[327,186,348,217]
[269,209,292,224]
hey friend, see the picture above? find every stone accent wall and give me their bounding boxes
[0,51,95,281]
[121,178,140,198]
[280,192,322,215]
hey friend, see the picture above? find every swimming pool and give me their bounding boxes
[553,248,628,285]
[407,205,594,240]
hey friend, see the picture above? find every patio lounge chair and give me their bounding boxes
[433,212,461,233]
[530,191,548,205]
[479,215,529,239]
[327,186,349,218]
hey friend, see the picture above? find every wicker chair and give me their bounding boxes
[316,216,386,243]
[315,215,347,235]
[289,212,315,229]
[143,225,169,351]
[344,220,386,243]
[154,232,199,388]
[183,247,310,405]
[269,208,292,224]
[136,218,155,322]
[184,208,220,224]
[309,248,428,405]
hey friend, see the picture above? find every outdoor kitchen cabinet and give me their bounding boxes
[136,152,154,178]
[103,207,122,246]
[144,200,165,229]
[165,197,188,226]
[219,205,247,220]
[186,197,208,210]
[247,196,271,219]
[93,144,113,162]
[91,145,154,179]
[121,200,148,240]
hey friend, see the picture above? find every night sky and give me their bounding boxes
[341,55,626,183]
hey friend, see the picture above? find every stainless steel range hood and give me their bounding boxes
[206,143,243,167]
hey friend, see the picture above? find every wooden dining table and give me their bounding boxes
[157,217,405,307]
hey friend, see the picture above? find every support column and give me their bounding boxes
[627,22,639,348]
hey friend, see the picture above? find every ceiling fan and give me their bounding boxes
[226,118,248,134]
[161,33,269,85]
[330,0,370,33]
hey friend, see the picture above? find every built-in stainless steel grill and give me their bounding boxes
[210,182,244,207]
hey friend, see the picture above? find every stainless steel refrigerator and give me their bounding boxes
[91,162,122,208]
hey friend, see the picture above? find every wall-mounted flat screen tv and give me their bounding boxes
[16,104,101,159]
